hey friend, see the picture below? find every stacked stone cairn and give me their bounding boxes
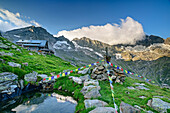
[91,64,126,84]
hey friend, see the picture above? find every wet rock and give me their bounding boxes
[89,107,115,113]
[72,77,82,84]
[24,71,38,82]
[78,68,89,74]
[120,101,141,113]
[19,79,24,89]
[0,72,18,93]
[0,72,18,83]
[147,98,170,113]
[84,99,108,109]
[1,85,17,94]
[135,86,149,90]
[8,62,21,68]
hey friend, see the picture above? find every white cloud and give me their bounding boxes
[56,17,145,45]
[0,20,14,31]
[30,20,41,27]
[0,8,30,27]
[15,12,20,17]
[0,8,41,32]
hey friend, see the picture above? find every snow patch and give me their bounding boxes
[14,35,20,38]
[72,41,93,51]
[73,41,103,57]
[53,41,72,50]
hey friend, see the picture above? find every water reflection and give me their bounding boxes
[1,92,77,113]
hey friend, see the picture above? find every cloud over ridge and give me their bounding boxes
[56,17,145,45]
[0,8,41,32]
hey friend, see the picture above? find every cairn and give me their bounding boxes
[90,64,126,84]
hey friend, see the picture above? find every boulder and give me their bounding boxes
[139,96,146,99]
[72,77,82,84]
[24,71,38,82]
[37,74,48,78]
[83,87,101,99]
[98,66,105,71]
[89,107,115,113]
[1,85,17,94]
[120,102,141,113]
[0,72,18,83]
[81,85,101,95]
[84,99,108,109]
[22,62,28,66]
[19,79,24,89]
[147,98,170,113]
[0,72,18,93]
[134,83,145,86]
[0,43,9,49]
[29,53,33,55]
[127,86,136,90]
[135,86,149,90]
[0,51,14,56]
[79,74,90,82]
[11,45,17,49]
[8,62,21,68]
[78,68,89,74]
[84,79,99,86]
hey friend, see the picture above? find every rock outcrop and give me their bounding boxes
[147,98,170,113]
[120,102,141,113]
[0,72,18,94]
[89,107,115,113]
[84,99,108,109]
[24,71,38,82]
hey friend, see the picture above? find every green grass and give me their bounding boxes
[0,36,76,79]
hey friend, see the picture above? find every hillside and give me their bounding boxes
[0,36,75,79]
[0,36,170,113]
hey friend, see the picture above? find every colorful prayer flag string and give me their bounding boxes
[43,59,104,81]
[106,61,155,83]
[107,69,118,113]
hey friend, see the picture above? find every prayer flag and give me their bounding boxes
[57,75,60,78]
[51,76,54,79]
[49,77,51,80]
[65,72,67,75]
[62,73,65,76]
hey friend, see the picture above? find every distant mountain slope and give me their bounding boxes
[2,26,58,51]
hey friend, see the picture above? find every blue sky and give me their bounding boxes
[0,0,169,40]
